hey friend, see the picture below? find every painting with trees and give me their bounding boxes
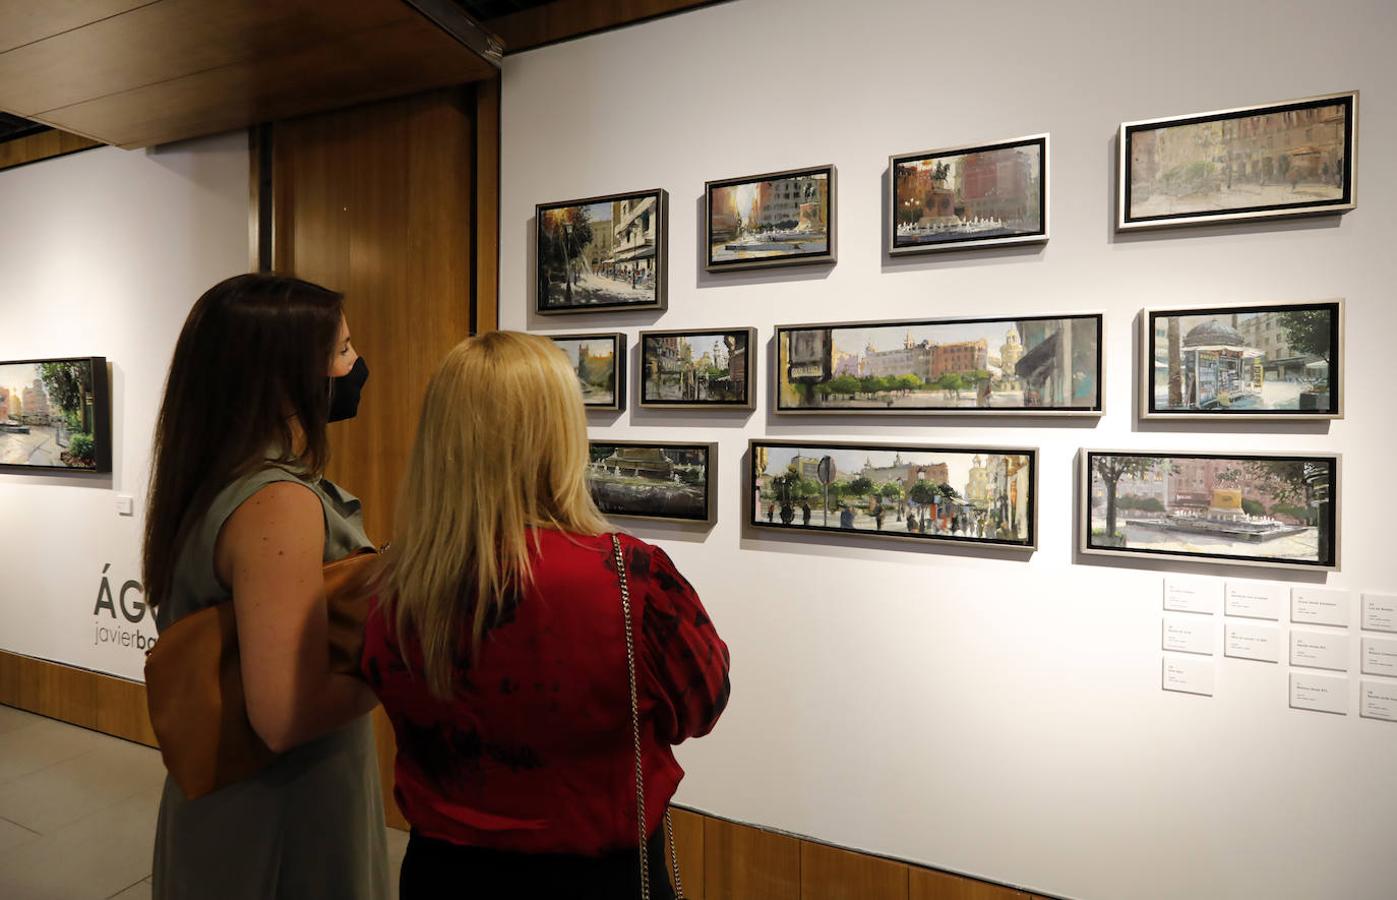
[547,333,625,411]
[536,189,667,314]
[776,315,1101,415]
[640,328,755,409]
[750,440,1037,549]
[1081,450,1339,570]
[0,357,111,472]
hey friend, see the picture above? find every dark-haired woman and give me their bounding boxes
[145,273,388,900]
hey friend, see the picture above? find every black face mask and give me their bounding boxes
[328,357,369,422]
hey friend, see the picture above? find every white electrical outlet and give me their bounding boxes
[116,495,134,516]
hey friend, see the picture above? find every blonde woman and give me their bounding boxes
[361,331,730,899]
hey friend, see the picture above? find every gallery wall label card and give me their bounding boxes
[1162,617,1214,655]
[1290,672,1347,715]
[1362,593,1397,633]
[1361,680,1397,722]
[1224,622,1281,663]
[1162,655,1214,696]
[1291,588,1351,627]
[1164,576,1220,615]
[1290,630,1350,671]
[1225,581,1285,620]
[1361,637,1397,677]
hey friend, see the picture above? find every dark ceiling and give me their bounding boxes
[0,112,49,143]
[454,0,553,19]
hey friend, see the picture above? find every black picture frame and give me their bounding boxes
[705,164,836,271]
[0,356,112,474]
[639,327,756,410]
[587,440,716,524]
[535,189,668,315]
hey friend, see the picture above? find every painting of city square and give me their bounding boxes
[706,166,834,270]
[640,328,754,408]
[750,441,1036,549]
[1082,451,1338,570]
[0,358,109,472]
[1144,301,1341,418]
[776,314,1101,414]
[548,333,624,411]
[588,441,715,523]
[536,189,666,313]
[891,135,1047,253]
[1121,92,1355,228]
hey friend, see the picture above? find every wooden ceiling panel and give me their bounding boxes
[0,0,155,54]
[485,0,729,53]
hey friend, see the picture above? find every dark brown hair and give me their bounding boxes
[142,273,344,608]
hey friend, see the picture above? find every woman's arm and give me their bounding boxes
[219,481,378,753]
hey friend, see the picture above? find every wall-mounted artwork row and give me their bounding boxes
[640,327,756,410]
[706,165,835,271]
[547,333,625,411]
[536,189,667,314]
[890,134,1048,254]
[588,440,716,524]
[1080,450,1339,571]
[750,440,1037,550]
[1119,90,1356,230]
[775,314,1101,415]
[1141,299,1343,419]
[0,357,111,473]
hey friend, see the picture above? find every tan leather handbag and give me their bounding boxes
[144,548,379,800]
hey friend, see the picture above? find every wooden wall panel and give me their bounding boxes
[669,807,705,899]
[801,840,909,900]
[909,868,1033,900]
[0,128,99,171]
[0,650,156,748]
[473,73,500,333]
[704,817,800,900]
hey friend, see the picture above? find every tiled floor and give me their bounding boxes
[0,705,408,899]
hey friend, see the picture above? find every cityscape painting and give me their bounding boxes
[588,441,716,523]
[1142,300,1342,419]
[775,314,1102,415]
[547,333,625,411]
[1120,91,1357,229]
[706,165,835,271]
[536,189,667,314]
[750,440,1037,549]
[0,357,111,472]
[640,328,755,409]
[890,134,1048,253]
[1080,451,1339,570]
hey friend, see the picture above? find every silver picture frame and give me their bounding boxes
[587,439,718,525]
[705,164,836,272]
[638,326,757,410]
[545,331,627,412]
[535,188,668,315]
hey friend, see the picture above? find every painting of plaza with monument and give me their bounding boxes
[588,442,714,522]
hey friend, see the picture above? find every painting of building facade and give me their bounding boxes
[536,189,667,313]
[0,358,109,472]
[1144,301,1341,418]
[1081,451,1339,570]
[776,314,1100,414]
[890,135,1047,253]
[706,165,834,270]
[1121,92,1356,228]
[750,440,1036,549]
[588,441,715,523]
[640,328,754,408]
[548,333,625,411]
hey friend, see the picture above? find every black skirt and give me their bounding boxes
[400,828,676,900]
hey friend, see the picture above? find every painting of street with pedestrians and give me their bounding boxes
[750,440,1036,548]
[536,189,666,313]
[1081,451,1338,569]
[0,357,110,472]
[776,315,1101,414]
[588,441,715,523]
[706,165,834,270]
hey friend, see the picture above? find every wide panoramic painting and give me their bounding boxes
[588,441,716,523]
[1143,300,1342,418]
[1081,451,1339,570]
[640,328,755,409]
[706,165,835,271]
[536,189,667,314]
[547,333,625,411]
[750,440,1036,549]
[776,314,1101,414]
[0,357,110,472]
[1120,91,1356,229]
[890,134,1047,253]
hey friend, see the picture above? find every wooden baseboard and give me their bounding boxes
[0,650,156,746]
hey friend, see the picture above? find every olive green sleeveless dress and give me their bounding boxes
[151,464,389,900]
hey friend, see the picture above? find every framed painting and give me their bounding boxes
[775,313,1102,415]
[547,332,626,412]
[889,134,1048,254]
[1079,450,1340,571]
[1140,299,1343,420]
[536,189,667,314]
[1119,91,1357,230]
[749,439,1037,550]
[0,356,111,473]
[705,164,835,271]
[588,440,716,524]
[639,327,756,410]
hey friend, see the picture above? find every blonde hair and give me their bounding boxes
[380,330,610,697]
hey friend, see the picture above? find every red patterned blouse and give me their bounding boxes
[360,529,730,856]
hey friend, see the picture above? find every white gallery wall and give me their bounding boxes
[0,133,249,681]
[500,1,1397,898]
